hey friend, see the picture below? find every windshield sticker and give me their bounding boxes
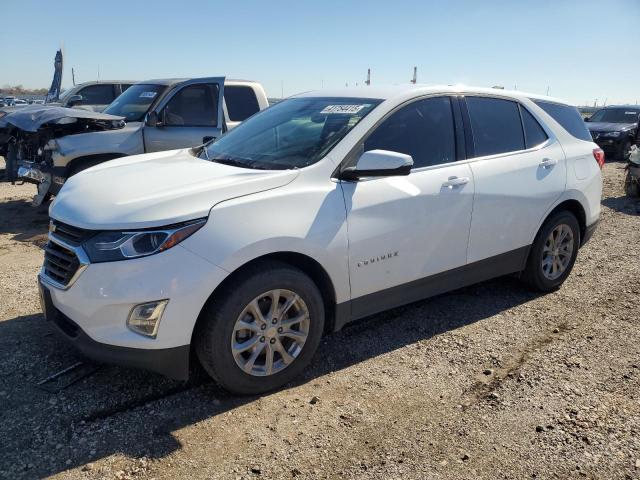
[321,104,368,114]
[625,112,638,115]
[139,91,158,99]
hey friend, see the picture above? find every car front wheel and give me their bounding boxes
[195,261,325,395]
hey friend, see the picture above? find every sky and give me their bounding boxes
[1,0,639,106]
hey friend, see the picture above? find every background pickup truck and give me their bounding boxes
[53,81,136,112]
[1,77,269,205]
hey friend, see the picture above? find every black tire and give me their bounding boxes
[522,211,580,292]
[618,140,632,161]
[624,170,640,197]
[195,260,325,395]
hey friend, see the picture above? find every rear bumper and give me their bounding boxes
[40,279,191,380]
[582,220,599,246]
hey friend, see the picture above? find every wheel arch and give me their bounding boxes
[191,251,340,349]
[540,199,587,246]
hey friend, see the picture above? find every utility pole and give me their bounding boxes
[281,80,284,98]
[546,86,550,96]
[71,68,76,86]
[411,66,417,84]
[365,68,371,86]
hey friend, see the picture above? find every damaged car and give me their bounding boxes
[0,77,269,205]
[0,106,126,204]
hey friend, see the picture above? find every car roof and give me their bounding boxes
[598,104,640,110]
[132,78,258,87]
[74,80,137,86]
[292,84,572,106]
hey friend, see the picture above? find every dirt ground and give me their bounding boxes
[0,159,638,480]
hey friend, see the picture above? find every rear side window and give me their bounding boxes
[466,97,525,156]
[225,85,260,121]
[77,84,115,105]
[519,105,548,149]
[364,96,456,168]
[533,100,592,142]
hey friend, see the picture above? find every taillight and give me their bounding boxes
[593,148,605,169]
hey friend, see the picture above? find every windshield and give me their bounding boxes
[103,84,166,121]
[202,97,382,169]
[590,108,640,124]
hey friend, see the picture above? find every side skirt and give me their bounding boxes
[333,245,530,331]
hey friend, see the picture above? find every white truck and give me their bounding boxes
[0,77,268,204]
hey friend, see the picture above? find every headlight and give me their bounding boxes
[83,218,206,262]
[602,131,622,138]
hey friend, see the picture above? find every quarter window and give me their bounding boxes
[466,97,525,157]
[364,96,456,169]
[225,85,260,121]
[520,105,548,149]
[163,84,219,127]
[533,100,592,142]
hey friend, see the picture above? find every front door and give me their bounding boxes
[342,96,474,318]
[143,77,225,152]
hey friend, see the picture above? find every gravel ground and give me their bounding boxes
[0,159,638,480]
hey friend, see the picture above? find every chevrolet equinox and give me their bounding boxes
[40,85,603,394]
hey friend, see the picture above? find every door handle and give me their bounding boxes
[203,136,215,144]
[539,158,558,169]
[442,176,470,188]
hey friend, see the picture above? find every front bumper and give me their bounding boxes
[40,236,229,378]
[40,278,191,379]
[591,135,626,156]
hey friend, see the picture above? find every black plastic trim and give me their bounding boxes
[333,245,530,330]
[582,220,599,246]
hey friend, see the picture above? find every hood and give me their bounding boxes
[586,121,636,133]
[50,149,299,230]
[0,105,124,132]
[55,121,143,159]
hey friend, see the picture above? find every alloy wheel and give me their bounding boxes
[541,224,574,281]
[231,289,310,376]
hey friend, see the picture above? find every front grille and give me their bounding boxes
[50,220,95,245]
[43,241,80,287]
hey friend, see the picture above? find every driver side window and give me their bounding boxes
[163,84,219,127]
[364,96,456,169]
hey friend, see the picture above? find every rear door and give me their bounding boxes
[463,96,566,263]
[143,77,225,152]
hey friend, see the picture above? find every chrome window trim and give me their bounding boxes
[39,234,90,291]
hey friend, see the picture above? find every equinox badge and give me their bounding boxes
[357,251,398,267]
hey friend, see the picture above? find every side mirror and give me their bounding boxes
[341,149,413,180]
[146,111,162,128]
[67,94,83,107]
[583,116,590,122]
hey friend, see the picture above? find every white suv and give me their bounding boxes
[40,85,603,394]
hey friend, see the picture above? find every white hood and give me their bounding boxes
[50,149,299,229]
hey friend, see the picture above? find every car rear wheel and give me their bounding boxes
[195,261,325,395]
[619,140,632,161]
[625,170,640,197]
[522,211,580,292]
